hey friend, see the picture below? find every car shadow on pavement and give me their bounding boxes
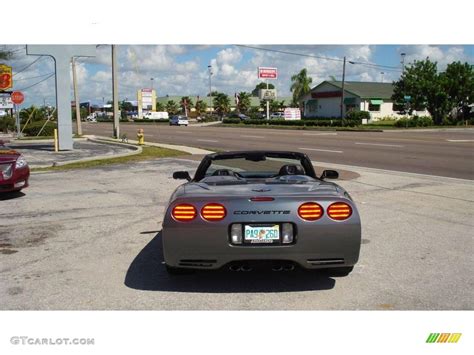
[0,191,25,201]
[124,232,336,293]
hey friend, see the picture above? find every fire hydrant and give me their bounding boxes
[137,128,145,145]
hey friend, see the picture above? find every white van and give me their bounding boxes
[143,111,169,120]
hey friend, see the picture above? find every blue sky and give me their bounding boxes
[2,44,473,107]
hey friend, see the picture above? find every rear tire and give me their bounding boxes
[325,266,354,277]
[165,265,194,275]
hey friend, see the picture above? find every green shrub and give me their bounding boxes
[345,111,370,123]
[222,118,241,124]
[0,116,15,133]
[394,116,433,128]
[21,120,57,136]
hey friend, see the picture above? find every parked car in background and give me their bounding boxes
[144,111,169,120]
[270,112,284,119]
[227,113,250,121]
[169,115,189,126]
[0,141,30,193]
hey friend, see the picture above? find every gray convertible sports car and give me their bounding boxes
[162,151,361,275]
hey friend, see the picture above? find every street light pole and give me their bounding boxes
[72,57,82,136]
[380,71,385,83]
[208,65,212,114]
[401,52,406,72]
[340,56,346,123]
[112,45,120,139]
[150,77,154,90]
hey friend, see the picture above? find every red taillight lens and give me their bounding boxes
[298,202,323,221]
[201,203,227,221]
[172,204,197,222]
[327,202,352,221]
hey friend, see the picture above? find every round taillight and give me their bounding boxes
[201,203,227,221]
[172,204,197,222]
[327,202,352,221]
[298,202,323,221]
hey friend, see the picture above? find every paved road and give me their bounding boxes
[1,159,472,310]
[82,123,474,179]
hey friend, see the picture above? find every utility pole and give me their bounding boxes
[112,45,120,139]
[208,65,213,114]
[401,52,406,72]
[380,71,385,83]
[340,56,346,123]
[266,81,270,120]
[72,57,82,136]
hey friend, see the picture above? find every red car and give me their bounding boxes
[0,141,30,193]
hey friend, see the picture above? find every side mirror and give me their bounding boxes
[173,171,191,181]
[320,170,339,180]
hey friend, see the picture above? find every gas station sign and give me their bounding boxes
[0,64,13,91]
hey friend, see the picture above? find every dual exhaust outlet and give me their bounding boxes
[228,262,295,272]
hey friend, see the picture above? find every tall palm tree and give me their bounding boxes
[194,99,208,116]
[236,92,251,113]
[180,96,194,115]
[213,93,231,117]
[165,100,179,115]
[290,68,313,107]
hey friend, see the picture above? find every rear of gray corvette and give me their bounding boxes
[162,151,361,275]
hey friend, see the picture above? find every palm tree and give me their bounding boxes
[165,100,179,115]
[213,93,231,117]
[194,99,208,116]
[236,92,251,113]
[180,96,194,115]
[290,68,313,107]
[156,102,165,111]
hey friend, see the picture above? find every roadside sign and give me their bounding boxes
[11,91,25,105]
[284,108,301,120]
[0,64,13,91]
[259,89,277,101]
[404,95,411,102]
[258,67,278,79]
[0,93,13,109]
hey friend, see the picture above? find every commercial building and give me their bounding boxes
[301,81,428,120]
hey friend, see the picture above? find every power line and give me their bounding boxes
[16,73,55,91]
[236,45,402,71]
[14,72,55,81]
[13,57,43,76]
[236,45,344,63]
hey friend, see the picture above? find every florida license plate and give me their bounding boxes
[244,224,280,244]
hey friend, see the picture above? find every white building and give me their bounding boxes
[301,81,428,120]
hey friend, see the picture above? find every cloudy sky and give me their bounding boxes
[2,44,473,107]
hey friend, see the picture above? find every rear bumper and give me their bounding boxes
[162,223,361,270]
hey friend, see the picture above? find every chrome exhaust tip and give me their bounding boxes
[229,264,242,272]
[272,264,283,272]
[283,263,295,271]
[241,264,253,272]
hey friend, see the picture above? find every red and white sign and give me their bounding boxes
[258,67,278,79]
[11,91,25,105]
[284,107,301,120]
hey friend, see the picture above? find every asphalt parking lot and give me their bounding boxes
[0,158,472,310]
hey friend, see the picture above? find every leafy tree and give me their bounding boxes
[213,93,231,116]
[236,92,251,113]
[165,100,179,115]
[119,100,134,112]
[20,105,47,124]
[0,50,13,60]
[208,91,219,97]
[270,100,286,112]
[194,99,208,116]
[442,61,474,120]
[251,82,275,97]
[290,68,313,107]
[392,59,451,124]
[156,102,165,111]
[180,96,194,115]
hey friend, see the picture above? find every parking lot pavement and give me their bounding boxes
[0,159,472,310]
[7,139,139,168]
